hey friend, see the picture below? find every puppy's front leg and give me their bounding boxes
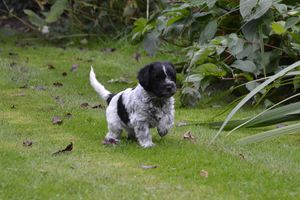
[134,123,154,148]
[157,114,174,137]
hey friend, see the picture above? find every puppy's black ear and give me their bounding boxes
[137,64,153,90]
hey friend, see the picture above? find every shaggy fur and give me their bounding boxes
[89,62,176,148]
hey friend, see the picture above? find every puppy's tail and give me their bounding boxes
[89,66,114,103]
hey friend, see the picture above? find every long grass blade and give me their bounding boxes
[209,61,300,144]
[237,123,300,145]
[225,93,300,136]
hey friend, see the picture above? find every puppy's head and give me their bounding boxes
[138,62,176,98]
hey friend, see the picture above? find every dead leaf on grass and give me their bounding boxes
[47,64,55,69]
[34,85,46,91]
[183,131,196,142]
[53,82,63,87]
[52,116,63,125]
[200,169,208,178]
[52,142,73,156]
[133,52,141,62]
[92,104,104,109]
[80,102,89,108]
[65,113,72,118]
[23,140,33,147]
[19,84,28,89]
[101,47,116,52]
[54,96,64,105]
[141,165,158,169]
[70,64,79,72]
[239,153,245,160]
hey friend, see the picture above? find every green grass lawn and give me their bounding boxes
[1,29,300,200]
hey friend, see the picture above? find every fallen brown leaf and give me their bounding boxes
[47,64,55,69]
[53,82,63,87]
[183,131,196,142]
[200,169,208,178]
[92,104,104,109]
[52,116,63,125]
[35,85,46,91]
[239,153,245,160]
[141,165,158,169]
[52,142,73,156]
[62,72,67,76]
[65,113,72,118]
[70,64,79,72]
[23,140,33,147]
[54,96,64,105]
[133,52,141,62]
[19,84,28,89]
[80,102,89,108]
[102,47,116,52]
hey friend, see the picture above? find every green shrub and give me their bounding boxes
[132,0,300,107]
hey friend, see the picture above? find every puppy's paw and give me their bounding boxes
[158,128,169,137]
[140,141,155,148]
[102,138,119,146]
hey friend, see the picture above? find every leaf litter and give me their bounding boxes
[52,142,73,156]
[52,116,63,125]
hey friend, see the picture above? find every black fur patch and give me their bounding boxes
[106,93,115,105]
[117,94,129,124]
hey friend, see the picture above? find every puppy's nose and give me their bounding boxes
[166,84,176,92]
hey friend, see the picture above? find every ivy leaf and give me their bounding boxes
[271,21,286,35]
[227,34,244,56]
[231,60,257,74]
[240,0,257,19]
[241,0,273,22]
[194,63,226,77]
[45,0,68,23]
[24,9,46,27]
[199,20,218,45]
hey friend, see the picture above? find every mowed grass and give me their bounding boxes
[0,30,300,200]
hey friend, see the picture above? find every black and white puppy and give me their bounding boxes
[89,62,176,148]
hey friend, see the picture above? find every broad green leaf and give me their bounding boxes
[189,0,216,8]
[199,20,218,44]
[271,21,286,35]
[190,47,213,66]
[231,60,257,74]
[273,3,287,14]
[24,9,45,27]
[243,0,273,22]
[143,31,159,56]
[210,61,300,144]
[194,63,226,77]
[240,0,257,19]
[227,34,245,56]
[285,17,300,29]
[167,15,185,26]
[46,0,68,23]
[237,123,300,145]
[180,87,201,107]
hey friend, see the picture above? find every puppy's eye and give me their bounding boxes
[155,74,164,79]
